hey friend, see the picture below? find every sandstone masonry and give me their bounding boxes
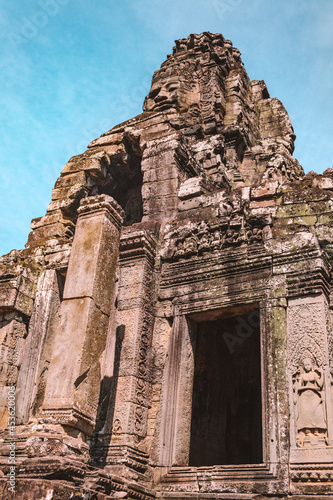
[1,32,333,499]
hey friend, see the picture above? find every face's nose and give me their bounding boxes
[154,89,168,102]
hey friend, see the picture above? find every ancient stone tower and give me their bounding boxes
[1,32,333,499]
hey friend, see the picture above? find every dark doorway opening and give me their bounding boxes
[91,133,144,226]
[189,311,263,466]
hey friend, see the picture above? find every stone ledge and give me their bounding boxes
[120,230,157,263]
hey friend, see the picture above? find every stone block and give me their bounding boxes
[60,151,112,175]
[178,197,202,211]
[313,176,333,190]
[42,296,109,422]
[0,277,34,316]
[30,210,66,230]
[142,178,178,199]
[143,164,178,183]
[178,177,207,200]
[88,132,124,149]
[142,195,178,217]
[251,181,278,199]
[63,200,122,314]
[27,222,68,245]
[54,170,86,189]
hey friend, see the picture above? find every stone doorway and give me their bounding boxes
[189,312,263,466]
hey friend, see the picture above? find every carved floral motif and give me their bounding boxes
[133,262,154,436]
[288,302,326,373]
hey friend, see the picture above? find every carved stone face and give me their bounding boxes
[144,76,200,113]
[303,358,313,372]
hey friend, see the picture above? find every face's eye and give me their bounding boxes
[149,88,160,99]
[168,85,179,92]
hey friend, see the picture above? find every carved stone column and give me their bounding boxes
[0,273,36,468]
[157,314,195,468]
[262,297,289,475]
[101,229,156,478]
[0,272,35,428]
[41,195,124,438]
[15,270,61,425]
[0,312,28,429]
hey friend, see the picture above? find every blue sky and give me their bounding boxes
[1,0,332,256]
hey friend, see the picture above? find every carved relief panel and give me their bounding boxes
[287,295,333,462]
[161,197,269,263]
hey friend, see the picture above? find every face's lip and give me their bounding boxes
[150,99,177,111]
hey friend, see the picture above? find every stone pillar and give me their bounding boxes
[0,273,35,430]
[15,270,61,425]
[103,229,156,477]
[42,195,124,437]
[157,315,195,467]
[0,312,28,430]
[262,297,289,472]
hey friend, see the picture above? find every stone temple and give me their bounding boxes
[1,32,333,499]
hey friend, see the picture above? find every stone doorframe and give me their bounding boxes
[156,299,280,475]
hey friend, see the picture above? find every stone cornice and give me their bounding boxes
[77,194,125,229]
[119,229,157,263]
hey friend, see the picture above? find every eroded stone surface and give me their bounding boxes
[1,32,333,499]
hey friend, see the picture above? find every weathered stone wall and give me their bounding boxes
[1,32,333,499]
